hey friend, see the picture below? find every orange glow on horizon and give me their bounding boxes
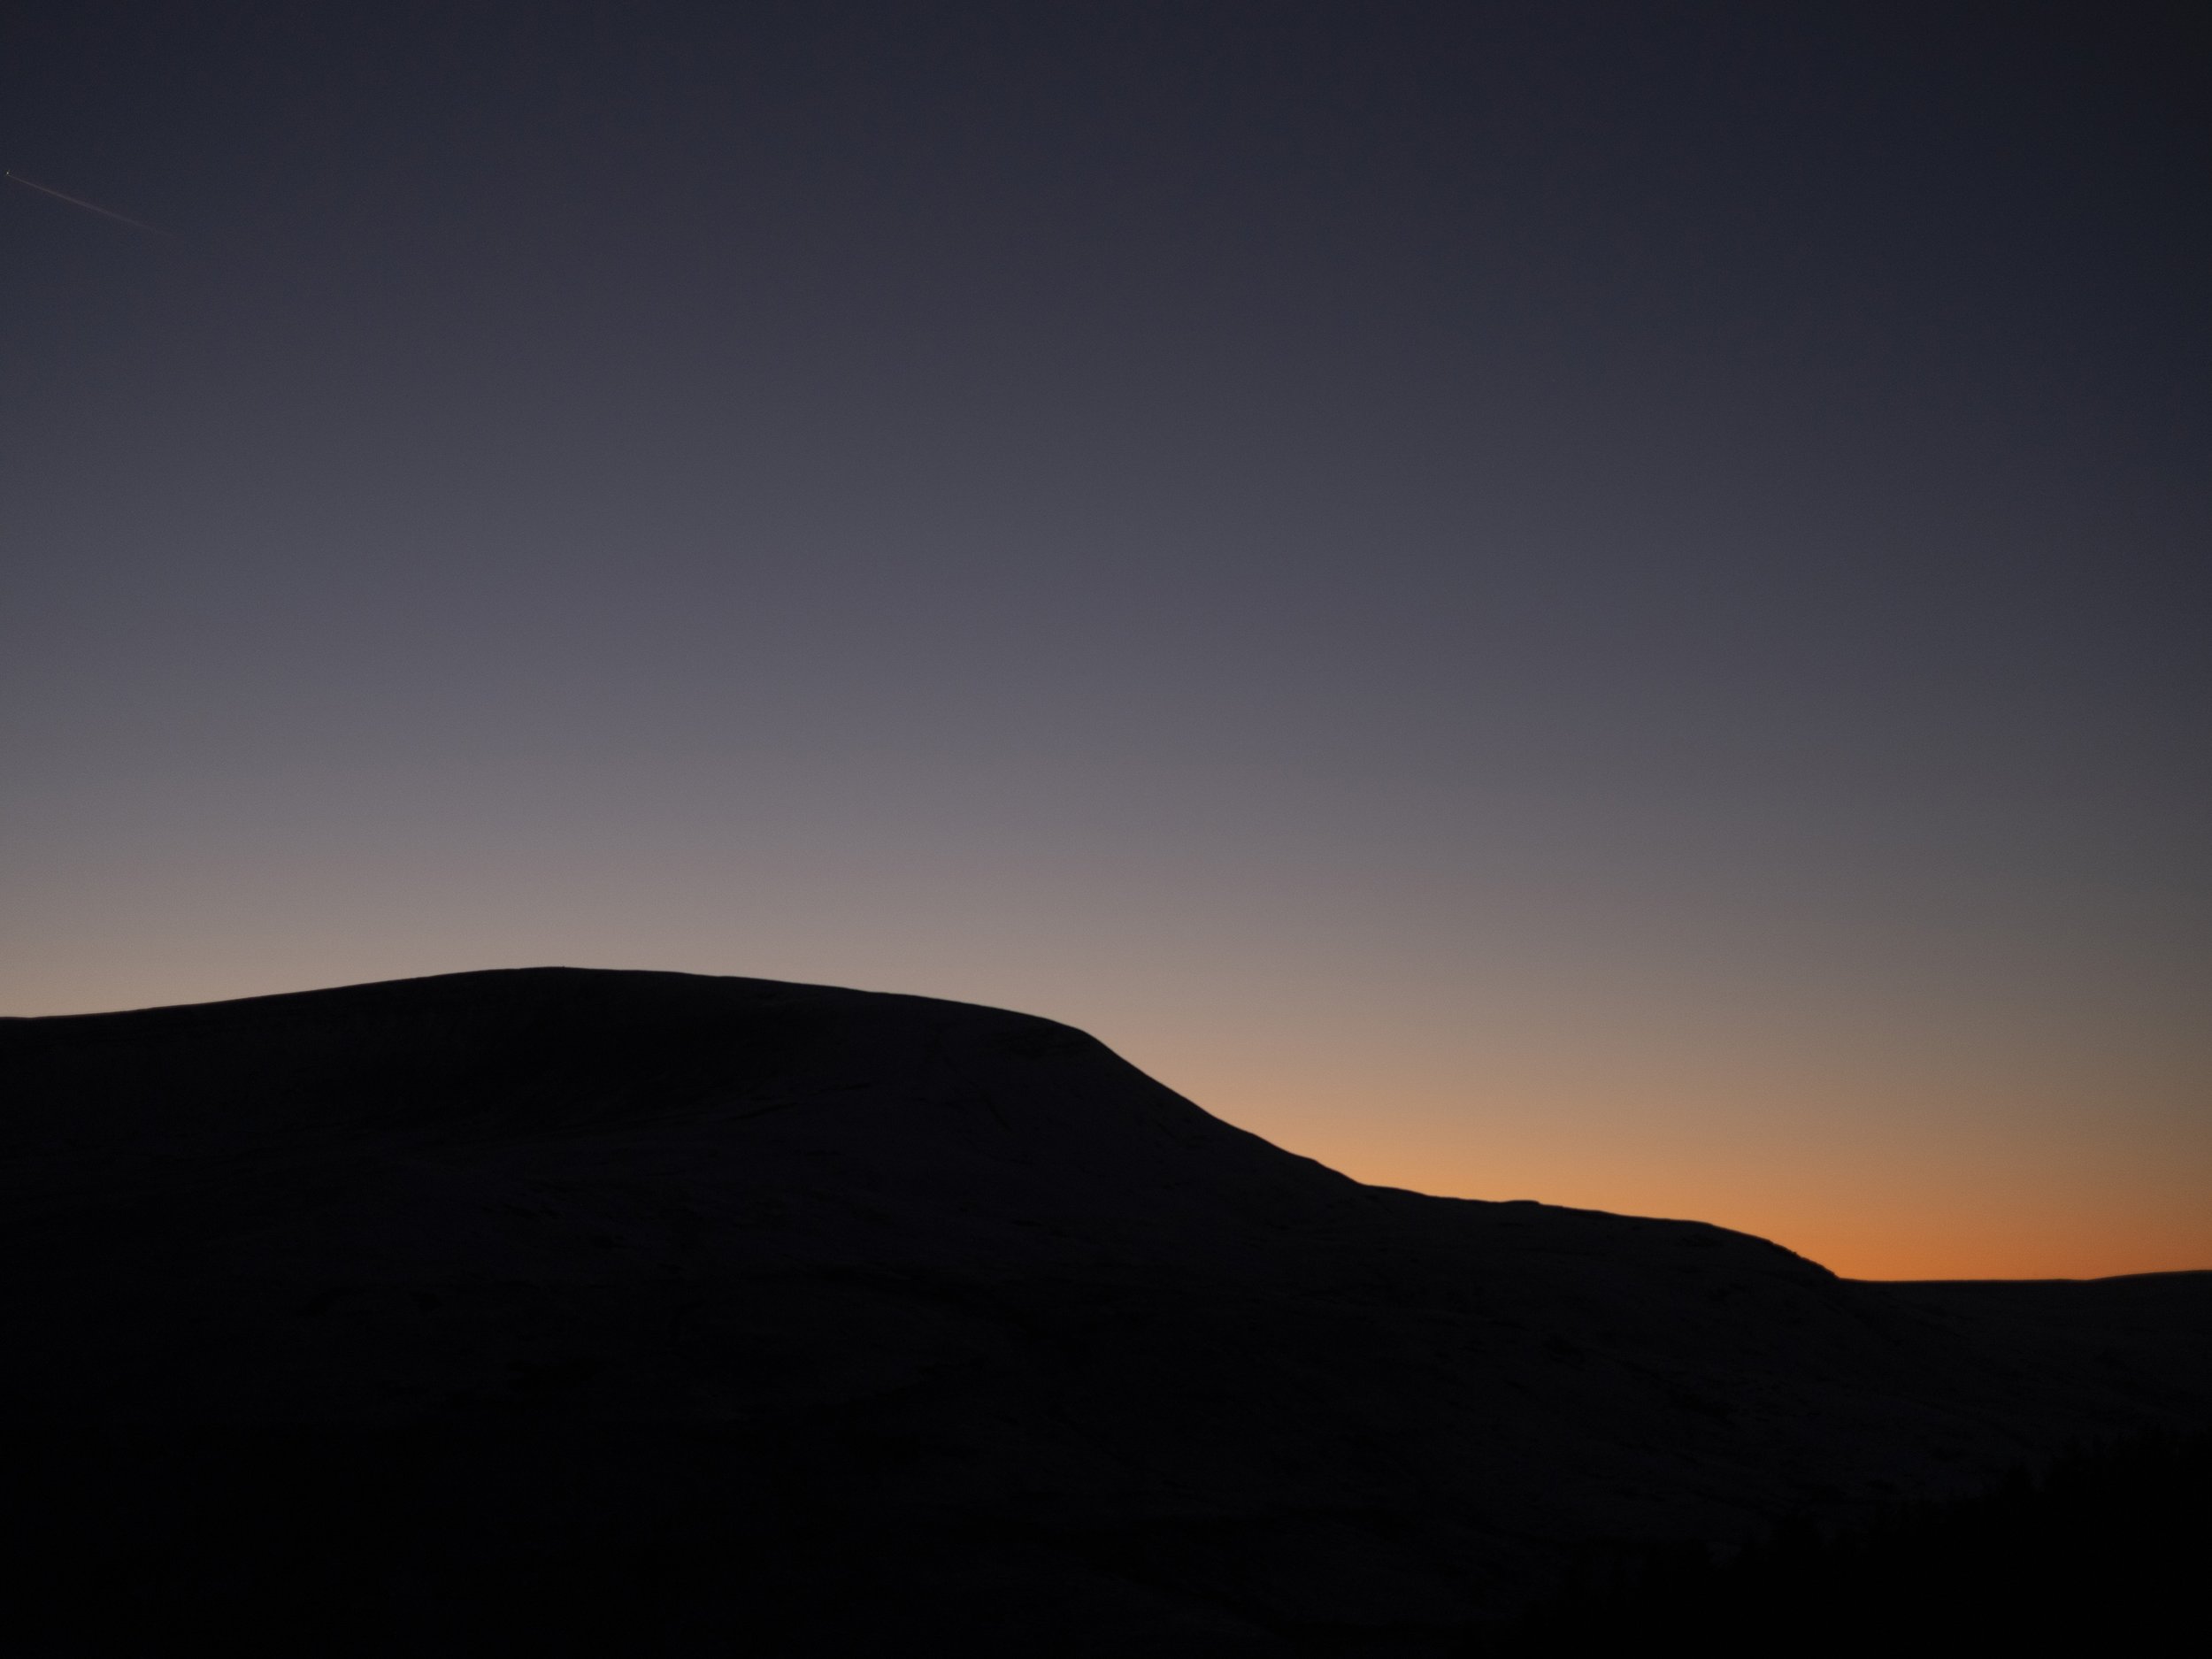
[1147,1043,2212,1284]
[7,937,2206,1286]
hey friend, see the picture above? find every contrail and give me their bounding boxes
[5,171,168,235]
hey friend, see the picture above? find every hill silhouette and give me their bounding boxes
[3,968,2206,1654]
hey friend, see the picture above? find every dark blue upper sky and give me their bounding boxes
[4,3,2206,1274]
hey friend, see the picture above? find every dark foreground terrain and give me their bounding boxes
[3,970,2206,1654]
[1509,1425,2212,1653]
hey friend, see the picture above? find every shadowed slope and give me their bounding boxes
[3,970,2206,1654]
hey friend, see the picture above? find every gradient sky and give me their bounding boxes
[5,3,2207,1279]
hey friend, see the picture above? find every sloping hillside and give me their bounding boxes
[4,969,2205,1654]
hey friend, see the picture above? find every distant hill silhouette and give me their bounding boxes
[3,969,2206,1655]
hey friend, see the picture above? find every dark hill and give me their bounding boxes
[3,969,2206,1655]
[1509,1426,2212,1653]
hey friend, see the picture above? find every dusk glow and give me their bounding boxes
[5,4,2205,1279]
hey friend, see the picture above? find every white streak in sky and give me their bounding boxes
[5,171,168,236]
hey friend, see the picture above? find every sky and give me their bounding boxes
[4,2,2206,1279]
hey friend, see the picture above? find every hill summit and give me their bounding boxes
[4,969,2206,1653]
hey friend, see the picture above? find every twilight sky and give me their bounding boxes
[4,3,2206,1279]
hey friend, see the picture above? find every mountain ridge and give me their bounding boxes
[3,968,2204,1652]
